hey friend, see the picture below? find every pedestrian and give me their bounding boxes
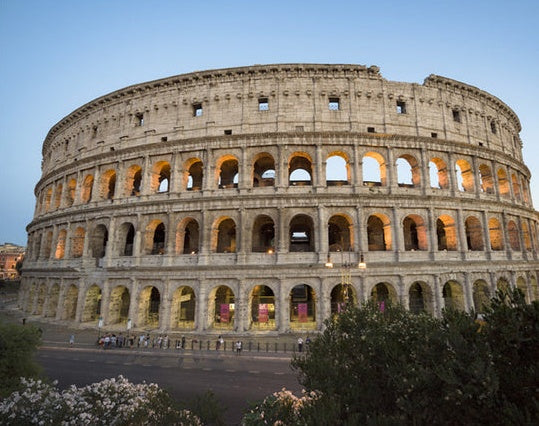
[181,335,186,349]
[69,334,75,346]
[297,337,304,352]
[216,335,222,350]
[22,318,26,326]
[306,336,311,350]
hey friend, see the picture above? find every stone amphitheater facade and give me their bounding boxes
[19,64,539,335]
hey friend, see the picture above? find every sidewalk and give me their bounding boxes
[1,304,314,358]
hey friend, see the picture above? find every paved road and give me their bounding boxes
[37,346,303,425]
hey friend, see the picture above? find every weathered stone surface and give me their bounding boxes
[19,64,539,335]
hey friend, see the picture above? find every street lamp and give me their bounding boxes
[325,248,367,310]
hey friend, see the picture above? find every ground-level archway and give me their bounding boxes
[171,286,196,329]
[138,286,160,328]
[108,286,130,325]
[209,285,235,330]
[82,284,102,322]
[442,281,465,311]
[249,285,276,330]
[289,284,316,330]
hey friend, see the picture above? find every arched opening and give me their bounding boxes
[522,221,532,251]
[218,157,239,189]
[151,161,171,193]
[71,227,85,258]
[108,286,130,325]
[44,187,53,211]
[511,173,521,201]
[326,153,349,186]
[250,285,276,330]
[443,281,465,311]
[66,179,76,207]
[118,222,135,256]
[497,277,510,293]
[516,277,529,303]
[455,159,474,192]
[100,169,117,200]
[90,224,108,259]
[253,153,276,187]
[436,215,458,251]
[145,220,165,255]
[465,216,484,251]
[214,218,236,253]
[251,215,275,253]
[429,158,448,189]
[82,285,102,322]
[35,284,47,315]
[43,231,53,259]
[530,276,538,301]
[171,286,196,329]
[184,159,203,191]
[126,165,142,196]
[507,220,520,251]
[210,285,235,329]
[488,218,504,250]
[396,155,420,187]
[81,175,94,203]
[289,284,316,329]
[363,152,386,186]
[479,164,494,194]
[403,214,428,251]
[409,281,433,314]
[497,168,510,198]
[62,284,78,320]
[177,218,200,254]
[367,214,392,251]
[473,280,490,314]
[55,229,67,259]
[289,153,312,186]
[328,214,352,251]
[54,184,63,209]
[371,282,398,308]
[289,214,315,252]
[330,283,357,314]
[47,284,60,318]
[138,286,160,328]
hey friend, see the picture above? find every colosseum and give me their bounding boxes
[19,63,539,336]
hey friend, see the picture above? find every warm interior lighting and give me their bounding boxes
[267,248,274,254]
[325,254,333,268]
[358,253,367,270]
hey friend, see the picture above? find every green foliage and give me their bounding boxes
[0,322,42,397]
[184,390,226,426]
[289,292,538,425]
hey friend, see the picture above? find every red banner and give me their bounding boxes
[220,304,229,323]
[298,303,308,322]
[258,304,268,323]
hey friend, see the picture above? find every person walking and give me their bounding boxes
[297,337,304,352]
[69,334,75,346]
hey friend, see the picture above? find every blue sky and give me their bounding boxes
[1,0,538,245]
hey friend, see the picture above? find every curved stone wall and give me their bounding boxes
[20,64,539,335]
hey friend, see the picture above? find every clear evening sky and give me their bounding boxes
[1,0,537,246]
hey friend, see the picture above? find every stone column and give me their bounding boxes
[391,207,403,257]
[277,208,288,256]
[433,275,443,317]
[74,278,86,323]
[317,205,327,261]
[236,280,248,332]
[463,273,474,312]
[481,211,492,257]
[91,166,101,201]
[386,147,396,193]
[196,283,208,332]
[240,147,250,190]
[159,280,172,332]
[456,208,468,255]
[127,278,139,328]
[55,281,66,321]
[140,156,151,195]
[427,207,436,257]
[352,144,362,190]
[278,282,289,333]
[471,156,481,198]
[101,279,111,325]
[447,152,457,196]
[64,222,73,260]
[314,144,324,189]
[420,148,428,195]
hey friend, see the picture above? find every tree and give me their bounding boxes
[0,322,42,397]
[290,293,538,425]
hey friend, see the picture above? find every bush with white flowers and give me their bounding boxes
[0,375,202,425]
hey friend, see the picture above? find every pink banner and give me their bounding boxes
[379,301,385,313]
[258,304,268,323]
[220,304,230,323]
[298,303,308,322]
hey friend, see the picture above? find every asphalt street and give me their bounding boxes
[37,345,302,425]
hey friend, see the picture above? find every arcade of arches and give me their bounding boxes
[20,272,538,333]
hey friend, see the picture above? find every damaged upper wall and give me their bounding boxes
[40,64,522,176]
